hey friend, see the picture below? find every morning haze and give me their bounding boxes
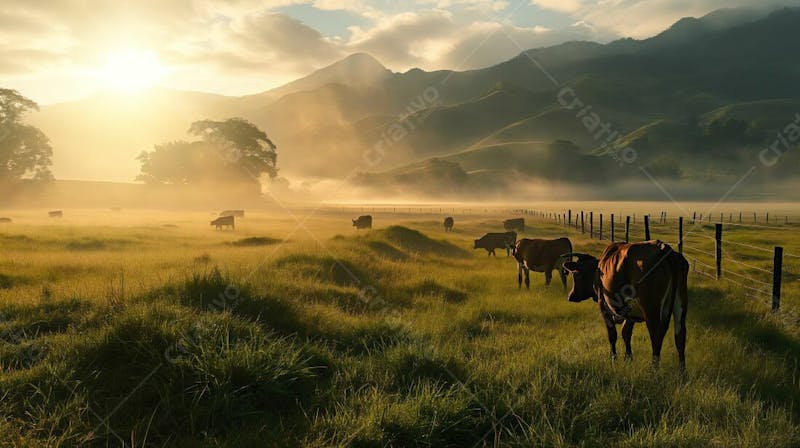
[1,2,800,447]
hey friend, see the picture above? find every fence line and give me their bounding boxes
[533,209,792,313]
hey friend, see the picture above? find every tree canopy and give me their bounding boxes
[137,118,277,187]
[0,89,53,182]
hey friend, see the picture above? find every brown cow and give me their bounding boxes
[211,215,235,230]
[353,215,372,229]
[562,241,689,372]
[512,237,572,289]
[474,232,516,256]
[443,217,454,232]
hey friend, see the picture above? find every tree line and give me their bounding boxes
[0,89,278,189]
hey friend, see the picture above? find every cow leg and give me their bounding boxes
[524,267,530,289]
[604,317,618,362]
[517,263,523,289]
[544,270,552,287]
[488,249,495,256]
[621,320,635,361]
[559,268,568,290]
[646,317,665,370]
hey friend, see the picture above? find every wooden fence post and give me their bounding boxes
[678,217,683,253]
[692,211,696,224]
[772,246,783,311]
[611,214,615,242]
[599,214,604,241]
[625,216,630,242]
[715,223,723,280]
[590,212,594,238]
[568,210,572,228]
[644,215,651,241]
[581,211,585,234]
[739,212,742,223]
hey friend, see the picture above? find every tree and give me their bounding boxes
[137,118,277,187]
[0,89,53,181]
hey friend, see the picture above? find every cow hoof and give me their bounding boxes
[624,353,633,362]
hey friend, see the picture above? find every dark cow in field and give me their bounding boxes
[512,237,572,289]
[562,240,689,372]
[443,217,454,232]
[473,232,516,256]
[211,215,235,230]
[352,215,372,229]
[503,218,525,232]
[220,210,245,218]
[48,210,63,218]
[0,217,11,223]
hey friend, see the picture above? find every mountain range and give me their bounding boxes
[26,6,800,199]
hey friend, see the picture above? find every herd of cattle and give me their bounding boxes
[349,214,690,373]
[0,209,690,371]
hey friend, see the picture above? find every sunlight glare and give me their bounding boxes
[98,49,165,92]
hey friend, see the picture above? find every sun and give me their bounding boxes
[98,49,165,92]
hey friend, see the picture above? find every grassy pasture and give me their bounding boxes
[0,207,799,447]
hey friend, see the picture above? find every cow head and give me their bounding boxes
[352,219,357,226]
[473,239,479,249]
[561,253,599,302]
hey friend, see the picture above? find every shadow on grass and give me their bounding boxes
[401,279,468,303]
[228,236,282,247]
[274,254,370,287]
[367,240,409,261]
[64,237,132,251]
[380,226,467,257]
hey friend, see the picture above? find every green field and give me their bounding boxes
[1,208,799,447]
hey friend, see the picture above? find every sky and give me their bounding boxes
[0,0,791,104]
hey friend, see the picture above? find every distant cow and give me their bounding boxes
[0,217,11,223]
[473,232,516,256]
[512,237,572,289]
[503,218,525,232]
[353,215,372,229]
[562,241,689,372]
[443,217,454,232]
[48,210,63,218]
[211,215,235,230]
[219,210,245,218]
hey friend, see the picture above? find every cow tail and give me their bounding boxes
[671,252,689,342]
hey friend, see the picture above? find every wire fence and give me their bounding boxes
[522,208,797,315]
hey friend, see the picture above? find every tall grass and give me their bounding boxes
[0,211,798,446]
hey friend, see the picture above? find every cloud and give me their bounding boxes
[0,0,787,103]
[345,9,609,71]
[531,0,790,38]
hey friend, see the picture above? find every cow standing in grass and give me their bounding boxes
[512,237,572,289]
[443,217,454,232]
[473,232,516,256]
[353,215,372,229]
[211,215,235,230]
[562,240,689,373]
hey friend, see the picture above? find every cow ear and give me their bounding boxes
[562,261,578,273]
